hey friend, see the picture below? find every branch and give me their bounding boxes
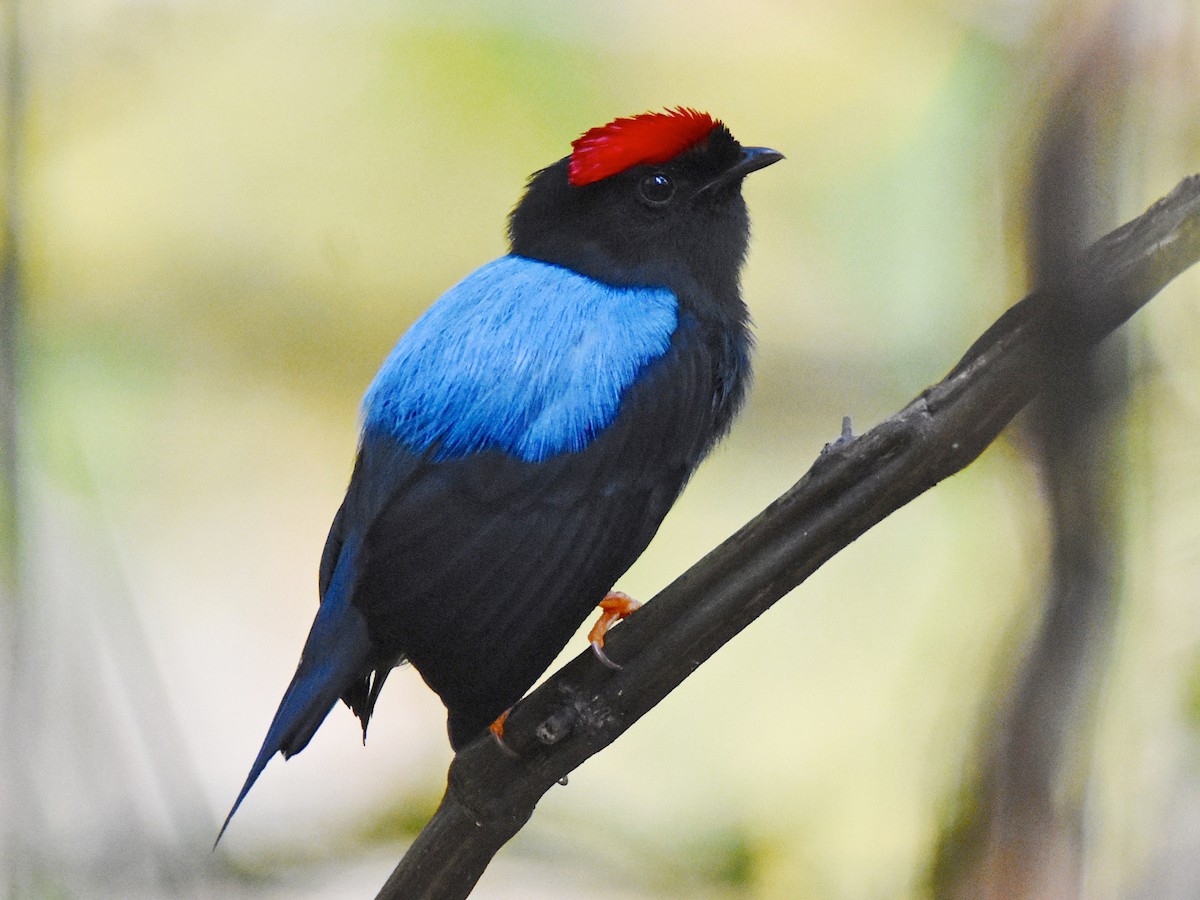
[0,0,26,593]
[929,21,1134,893]
[377,175,1200,900]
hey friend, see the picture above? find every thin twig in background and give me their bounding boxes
[930,10,1136,897]
[0,0,23,591]
[0,0,33,893]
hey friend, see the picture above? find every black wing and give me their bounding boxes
[336,319,744,747]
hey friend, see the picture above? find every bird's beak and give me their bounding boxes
[698,146,784,194]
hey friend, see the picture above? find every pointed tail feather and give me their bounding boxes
[216,575,376,846]
[215,709,289,848]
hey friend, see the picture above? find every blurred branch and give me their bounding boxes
[0,0,23,593]
[0,0,30,892]
[377,175,1200,900]
[931,17,1133,897]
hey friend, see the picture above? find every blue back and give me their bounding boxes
[363,255,678,462]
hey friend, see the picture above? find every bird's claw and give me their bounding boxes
[491,730,519,758]
[489,710,519,758]
[587,591,641,670]
[590,639,623,670]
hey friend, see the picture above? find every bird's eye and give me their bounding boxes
[638,172,675,206]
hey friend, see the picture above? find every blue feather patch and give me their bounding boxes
[363,255,678,462]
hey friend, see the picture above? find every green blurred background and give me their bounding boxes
[3,0,1200,897]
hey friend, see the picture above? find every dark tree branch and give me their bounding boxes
[377,175,1200,900]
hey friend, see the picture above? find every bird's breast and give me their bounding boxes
[362,255,679,462]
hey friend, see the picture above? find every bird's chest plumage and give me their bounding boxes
[362,254,685,463]
[347,255,749,745]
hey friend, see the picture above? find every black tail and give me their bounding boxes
[215,589,376,846]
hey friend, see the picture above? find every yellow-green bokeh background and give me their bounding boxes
[7,1,1200,897]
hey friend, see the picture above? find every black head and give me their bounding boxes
[508,109,782,316]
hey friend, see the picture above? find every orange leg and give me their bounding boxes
[489,708,518,757]
[588,591,642,670]
[486,591,640,753]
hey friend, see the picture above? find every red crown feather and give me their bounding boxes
[568,107,721,187]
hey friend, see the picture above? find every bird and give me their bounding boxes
[219,107,781,840]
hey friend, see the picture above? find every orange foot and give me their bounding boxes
[489,708,518,757]
[588,591,642,671]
